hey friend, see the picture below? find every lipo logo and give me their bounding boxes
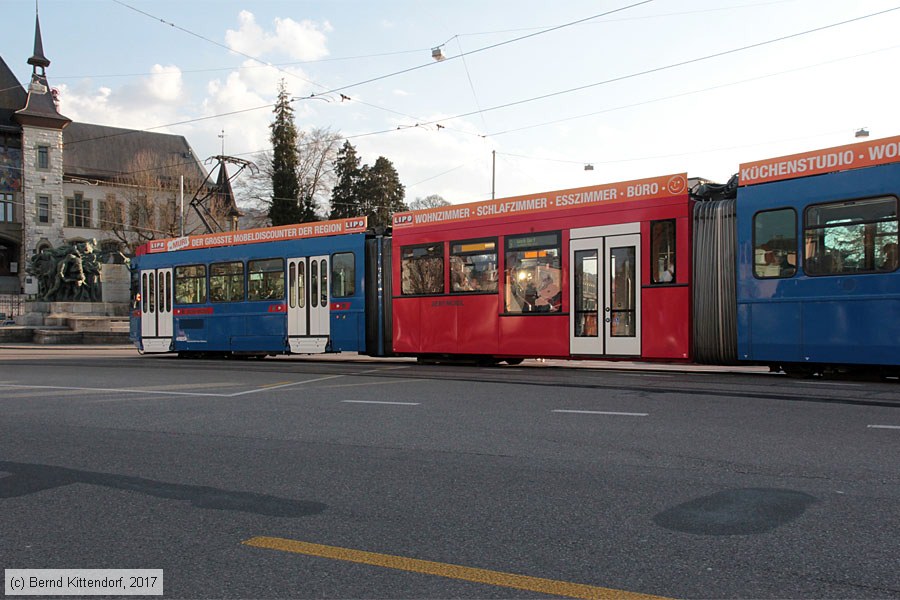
[148,240,166,253]
[345,218,367,231]
[393,214,413,226]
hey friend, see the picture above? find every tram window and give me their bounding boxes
[650,220,677,284]
[142,273,149,313]
[332,253,355,298]
[148,271,155,312]
[504,232,562,314]
[165,271,172,313]
[311,260,318,307]
[174,264,207,304]
[450,238,498,293]
[210,261,244,302]
[804,196,898,276]
[248,258,284,301]
[320,259,328,306]
[298,261,305,308]
[288,262,296,308]
[401,243,444,295]
[753,209,797,279]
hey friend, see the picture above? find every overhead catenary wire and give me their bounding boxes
[54,4,900,183]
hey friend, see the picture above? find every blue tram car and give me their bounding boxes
[693,136,900,376]
[129,217,393,358]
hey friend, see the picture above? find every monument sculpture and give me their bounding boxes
[25,239,125,302]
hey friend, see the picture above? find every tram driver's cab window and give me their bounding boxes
[754,208,797,278]
[504,232,562,313]
[174,264,207,304]
[248,258,285,301]
[401,244,444,295]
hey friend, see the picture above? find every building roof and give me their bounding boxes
[0,56,26,133]
[63,122,208,183]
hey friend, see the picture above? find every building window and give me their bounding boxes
[36,145,49,170]
[401,243,444,295]
[37,195,50,224]
[504,232,562,313]
[99,194,124,230]
[650,219,677,284]
[66,193,92,228]
[0,193,13,223]
[804,196,898,275]
[450,238,498,293]
[174,264,207,304]
[130,197,154,233]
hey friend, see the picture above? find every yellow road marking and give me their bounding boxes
[242,536,669,600]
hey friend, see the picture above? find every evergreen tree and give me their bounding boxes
[269,80,302,225]
[329,141,362,219]
[360,156,407,229]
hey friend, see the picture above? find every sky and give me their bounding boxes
[4,0,900,210]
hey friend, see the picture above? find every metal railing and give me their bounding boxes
[0,294,23,320]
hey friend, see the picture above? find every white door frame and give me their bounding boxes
[140,268,173,353]
[287,255,330,353]
[569,224,641,357]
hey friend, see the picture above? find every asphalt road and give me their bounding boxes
[0,347,898,599]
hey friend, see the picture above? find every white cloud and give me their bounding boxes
[225,10,331,61]
[145,64,183,102]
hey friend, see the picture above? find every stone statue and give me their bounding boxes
[26,238,110,302]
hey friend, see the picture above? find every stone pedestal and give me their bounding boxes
[7,300,131,344]
[101,264,131,304]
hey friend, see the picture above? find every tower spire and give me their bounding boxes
[28,11,50,74]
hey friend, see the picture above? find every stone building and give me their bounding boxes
[0,15,236,294]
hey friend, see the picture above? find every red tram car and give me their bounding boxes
[389,173,694,363]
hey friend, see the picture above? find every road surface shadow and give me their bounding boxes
[0,461,326,518]
[653,487,817,535]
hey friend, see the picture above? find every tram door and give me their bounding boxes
[287,255,330,353]
[570,224,641,356]
[139,268,173,353]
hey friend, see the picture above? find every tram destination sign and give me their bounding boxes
[740,134,900,186]
[391,173,688,230]
[147,217,368,254]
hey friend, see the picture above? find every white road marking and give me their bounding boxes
[867,424,900,430]
[322,380,413,389]
[341,400,420,406]
[228,375,344,396]
[353,366,411,375]
[0,375,345,399]
[552,409,648,416]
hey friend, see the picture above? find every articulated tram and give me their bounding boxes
[131,135,900,375]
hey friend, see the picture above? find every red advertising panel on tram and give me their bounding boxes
[391,175,693,362]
